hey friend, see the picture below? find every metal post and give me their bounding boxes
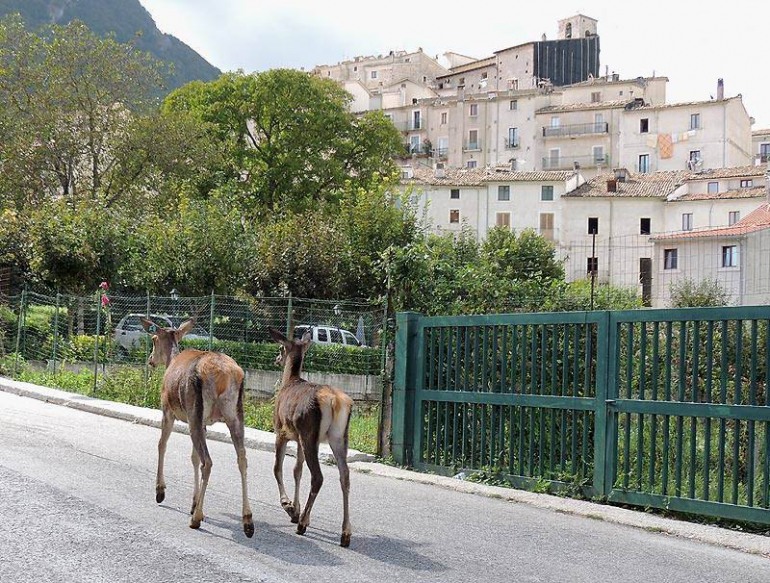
[13,287,26,376]
[392,311,421,467]
[208,290,215,351]
[285,293,293,337]
[92,290,102,395]
[52,292,61,375]
[590,230,597,310]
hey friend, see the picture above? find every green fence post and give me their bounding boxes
[285,293,293,337]
[13,286,27,376]
[593,310,618,498]
[92,290,102,395]
[392,311,421,467]
[208,290,215,351]
[52,292,61,375]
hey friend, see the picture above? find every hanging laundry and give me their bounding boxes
[658,133,673,159]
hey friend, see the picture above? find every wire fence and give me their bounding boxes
[0,290,388,402]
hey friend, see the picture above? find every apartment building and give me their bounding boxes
[753,127,770,164]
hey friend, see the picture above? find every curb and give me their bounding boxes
[0,377,375,464]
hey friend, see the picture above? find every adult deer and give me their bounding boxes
[142,317,254,538]
[268,327,353,547]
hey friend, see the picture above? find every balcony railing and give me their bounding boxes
[541,154,611,170]
[408,120,423,131]
[463,142,480,151]
[542,122,609,138]
[504,138,520,149]
[756,153,770,163]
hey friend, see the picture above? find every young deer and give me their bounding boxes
[142,317,254,538]
[268,327,353,547]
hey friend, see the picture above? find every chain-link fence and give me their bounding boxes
[0,290,387,402]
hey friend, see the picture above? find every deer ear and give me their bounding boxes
[268,327,287,343]
[300,330,312,344]
[176,319,196,339]
[141,318,158,333]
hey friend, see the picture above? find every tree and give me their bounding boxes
[163,69,404,216]
[669,278,731,308]
[0,16,165,209]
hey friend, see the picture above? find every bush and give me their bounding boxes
[669,278,731,308]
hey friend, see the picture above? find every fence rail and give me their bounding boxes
[393,306,770,525]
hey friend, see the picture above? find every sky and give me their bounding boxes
[139,1,770,129]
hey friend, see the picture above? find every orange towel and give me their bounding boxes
[658,133,673,159]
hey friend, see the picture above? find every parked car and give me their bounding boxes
[112,313,212,351]
[292,324,366,348]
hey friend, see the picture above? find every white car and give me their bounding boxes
[113,313,212,351]
[292,324,366,348]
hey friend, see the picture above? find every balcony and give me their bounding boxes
[542,122,609,138]
[408,120,423,131]
[504,138,520,149]
[756,153,770,164]
[541,154,611,170]
[463,142,480,152]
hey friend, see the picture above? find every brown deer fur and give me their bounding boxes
[268,327,353,547]
[142,318,254,538]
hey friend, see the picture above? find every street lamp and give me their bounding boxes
[333,304,342,317]
[170,288,179,319]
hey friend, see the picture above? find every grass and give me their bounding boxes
[12,367,381,455]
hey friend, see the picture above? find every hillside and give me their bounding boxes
[0,0,221,93]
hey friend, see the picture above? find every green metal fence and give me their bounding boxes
[393,306,770,525]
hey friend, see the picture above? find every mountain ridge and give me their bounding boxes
[0,0,221,93]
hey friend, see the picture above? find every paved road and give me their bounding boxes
[1,389,769,583]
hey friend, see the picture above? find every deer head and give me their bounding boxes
[142,318,197,367]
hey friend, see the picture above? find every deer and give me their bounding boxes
[142,317,254,538]
[268,327,353,547]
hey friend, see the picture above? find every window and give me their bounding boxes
[740,179,753,188]
[481,72,488,81]
[688,150,701,169]
[508,78,519,90]
[690,113,700,130]
[664,249,678,270]
[509,99,518,110]
[449,209,460,223]
[440,112,448,125]
[593,146,605,164]
[540,213,554,241]
[450,188,460,199]
[760,143,770,162]
[507,127,519,148]
[587,257,598,275]
[640,118,649,133]
[591,91,601,103]
[467,130,479,150]
[588,217,599,235]
[541,185,554,201]
[550,116,561,128]
[469,103,478,116]
[707,181,719,194]
[728,211,740,225]
[330,328,342,343]
[317,328,329,342]
[496,212,511,228]
[640,218,651,235]
[370,70,378,80]
[458,77,465,86]
[412,110,421,130]
[466,160,477,169]
[722,245,738,267]
[638,154,650,173]
[549,148,560,169]
[409,135,420,153]
[498,185,510,201]
[682,213,693,231]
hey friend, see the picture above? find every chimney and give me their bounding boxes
[434,162,445,178]
[613,168,628,183]
[606,179,617,193]
[717,78,724,101]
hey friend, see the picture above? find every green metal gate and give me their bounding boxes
[392,306,770,525]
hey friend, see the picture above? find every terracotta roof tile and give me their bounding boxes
[674,187,766,201]
[402,166,576,186]
[651,203,770,241]
[565,170,688,198]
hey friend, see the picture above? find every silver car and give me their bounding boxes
[113,313,212,351]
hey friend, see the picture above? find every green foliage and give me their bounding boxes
[669,278,731,308]
[546,279,643,312]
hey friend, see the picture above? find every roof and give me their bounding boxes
[438,57,496,78]
[683,165,769,180]
[630,95,742,113]
[651,202,770,241]
[537,100,629,114]
[752,128,770,137]
[565,170,689,198]
[674,186,767,201]
[402,166,576,186]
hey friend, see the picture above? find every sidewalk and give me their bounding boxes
[2,375,769,559]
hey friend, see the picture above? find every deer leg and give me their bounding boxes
[274,434,297,519]
[226,417,254,538]
[155,409,174,503]
[188,418,212,530]
[329,434,351,548]
[291,445,305,524]
[190,446,200,514]
[296,437,322,536]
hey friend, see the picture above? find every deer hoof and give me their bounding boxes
[155,488,165,504]
[296,524,307,536]
[190,518,202,530]
[340,533,351,548]
[243,521,255,538]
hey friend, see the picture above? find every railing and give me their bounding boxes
[541,154,610,170]
[542,122,609,138]
[408,120,423,131]
[463,142,480,151]
[504,138,520,149]
[393,305,770,525]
